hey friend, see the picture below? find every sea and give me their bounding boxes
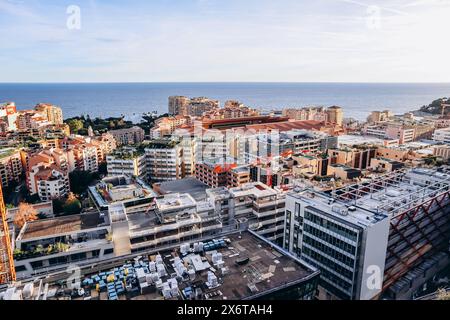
[0,82,449,122]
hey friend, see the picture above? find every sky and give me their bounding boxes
[0,0,450,83]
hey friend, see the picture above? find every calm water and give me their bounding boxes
[0,82,449,122]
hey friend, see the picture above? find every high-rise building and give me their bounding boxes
[168,96,190,115]
[284,168,450,300]
[145,139,184,182]
[326,106,344,127]
[35,103,63,125]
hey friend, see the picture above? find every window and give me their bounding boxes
[104,248,114,255]
[15,265,27,272]
[30,260,43,269]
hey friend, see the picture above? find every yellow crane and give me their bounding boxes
[0,183,16,285]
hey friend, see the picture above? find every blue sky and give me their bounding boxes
[0,0,449,82]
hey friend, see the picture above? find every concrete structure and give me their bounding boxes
[284,168,450,300]
[14,212,113,278]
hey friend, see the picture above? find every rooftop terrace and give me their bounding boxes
[18,212,106,241]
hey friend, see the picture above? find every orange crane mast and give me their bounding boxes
[0,183,16,285]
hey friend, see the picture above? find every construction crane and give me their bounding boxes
[0,183,16,285]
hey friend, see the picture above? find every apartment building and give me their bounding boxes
[106,148,146,179]
[195,157,250,188]
[129,193,223,254]
[364,122,433,144]
[28,164,70,201]
[0,102,18,132]
[145,139,184,182]
[34,103,63,125]
[0,148,23,188]
[203,100,260,120]
[109,126,145,146]
[185,97,219,117]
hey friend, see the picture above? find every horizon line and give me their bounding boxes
[1,81,450,85]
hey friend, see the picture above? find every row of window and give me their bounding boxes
[303,235,356,269]
[304,210,358,241]
[303,224,357,255]
[301,246,355,284]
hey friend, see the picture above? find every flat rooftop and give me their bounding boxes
[229,182,278,199]
[73,230,318,301]
[189,231,316,300]
[332,168,450,218]
[155,177,209,201]
[338,134,386,147]
[290,190,386,228]
[18,212,105,241]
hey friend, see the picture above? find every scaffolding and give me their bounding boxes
[333,168,450,293]
[0,183,16,285]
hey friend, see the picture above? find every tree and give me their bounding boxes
[69,170,96,195]
[67,119,84,134]
[98,162,108,175]
[436,288,450,300]
[13,203,38,229]
[63,193,82,215]
[52,198,65,215]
